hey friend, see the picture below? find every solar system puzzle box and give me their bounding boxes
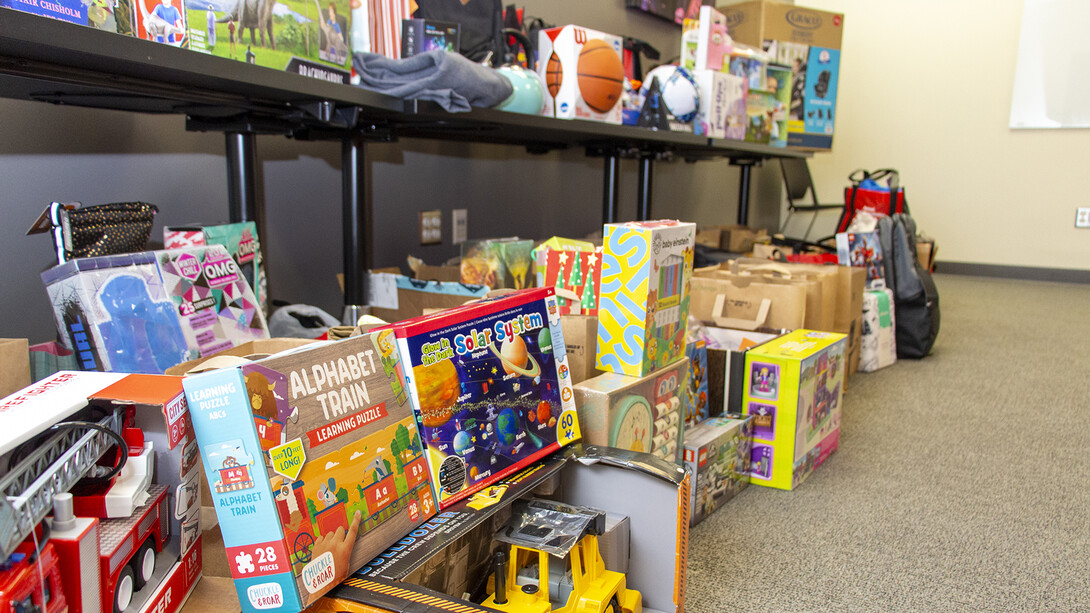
[390,286,582,510]
[182,330,434,612]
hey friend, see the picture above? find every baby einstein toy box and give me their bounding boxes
[182,331,433,612]
[743,329,846,490]
[597,220,696,378]
[538,25,625,123]
[391,287,581,509]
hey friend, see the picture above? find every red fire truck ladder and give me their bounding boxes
[0,408,127,559]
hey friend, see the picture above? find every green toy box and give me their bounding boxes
[743,329,846,490]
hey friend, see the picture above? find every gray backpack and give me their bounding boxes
[878,214,940,358]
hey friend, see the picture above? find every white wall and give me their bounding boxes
[801,0,1089,271]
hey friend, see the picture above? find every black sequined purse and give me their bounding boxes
[32,201,159,263]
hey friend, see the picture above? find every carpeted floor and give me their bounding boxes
[686,274,1090,612]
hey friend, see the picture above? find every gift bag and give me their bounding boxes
[837,169,908,233]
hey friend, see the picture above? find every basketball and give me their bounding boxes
[641,65,701,123]
[545,51,563,99]
[577,39,624,114]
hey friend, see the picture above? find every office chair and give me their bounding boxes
[778,158,843,242]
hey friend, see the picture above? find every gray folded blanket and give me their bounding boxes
[352,50,513,112]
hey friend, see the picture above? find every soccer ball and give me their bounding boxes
[641,65,701,123]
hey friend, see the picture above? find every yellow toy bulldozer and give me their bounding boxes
[482,500,642,613]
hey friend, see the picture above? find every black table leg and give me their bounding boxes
[732,158,759,225]
[342,134,370,325]
[603,153,620,224]
[637,155,653,221]
[225,132,257,224]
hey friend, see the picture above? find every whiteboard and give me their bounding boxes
[1009,0,1090,129]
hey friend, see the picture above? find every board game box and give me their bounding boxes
[390,287,581,509]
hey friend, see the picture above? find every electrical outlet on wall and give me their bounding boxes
[452,209,467,244]
[420,210,442,244]
[1076,207,1090,229]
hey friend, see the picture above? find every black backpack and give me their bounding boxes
[878,214,940,358]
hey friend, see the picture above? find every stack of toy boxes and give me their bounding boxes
[538,25,626,123]
[573,221,696,463]
[186,0,353,84]
[460,238,535,290]
[860,287,896,372]
[165,222,268,315]
[684,413,754,526]
[42,246,268,374]
[743,329,846,490]
[388,287,581,510]
[182,330,433,612]
[720,0,844,150]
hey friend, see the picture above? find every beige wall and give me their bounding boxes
[799,0,1089,271]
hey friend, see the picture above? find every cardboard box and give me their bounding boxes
[391,287,581,510]
[41,246,269,374]
[538,25,625,123]
[460,238,535,290]
[597,221,696,378]
[367,273,489,324]
[702,326,782,417]
[165,222,268,315]
[684,413,754,526]
[743,329,846,490]
[574,359,688,464]
[683,338,710,427]
[720,1,844,150]
[324,445,691,613]
[561,314,602,385]
[0,339,31,398]
[693,69,747,140]
[182,330,433,612]
[860,288,896,372]
[186,0,352,84]
[721,225,770,253]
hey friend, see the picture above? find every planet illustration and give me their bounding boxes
[413,359,461,428]
[453,430,472,456]
[490,335,542,378]
[536,401,552,424]
[496,408,519,445]
[537,327,552,354]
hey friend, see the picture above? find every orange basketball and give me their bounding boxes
[577,39,624,114]
[545,51,563,98]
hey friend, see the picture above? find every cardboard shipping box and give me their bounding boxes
[561,314,602,384]
[719,1,844,150]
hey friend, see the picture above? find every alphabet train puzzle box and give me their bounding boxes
[391,286,582,510]
[183,331,434,613]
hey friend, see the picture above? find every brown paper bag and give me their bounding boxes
[727,260,838,332]
[690,275,807,331]
[0,339,31,398]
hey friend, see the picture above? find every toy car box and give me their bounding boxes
[860,287,896,373]
[0,371,202,613]
[597,220,696,378]
[389,287,581,510]
[182,330,433,612]
[743,329,846,490]
[538,25,625,123]
[573,358,688,464]
[684,414,754,526]
[165,221,268,315]
[186,0,352,84]
[720,0,844,150]
[322,445,691,613]
[41,246,269,374]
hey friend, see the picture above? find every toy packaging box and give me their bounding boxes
[683,337,709,427]
[538,25,625,123]
[133,0,190,47]
[541,245,604,316]
[766,62,793,147]
[573,358,689,464]
[860,287,896,373]
[745,89,774,144]
[693,69,747,140]
[41,246,268,375]
[701,327,783,417]
[743,329,846,490]
[0,0,134,34]
[165,221,268,315]
[597,220,696,378]
[837,231,886,289]
[720,0,844,150]
[460,238,535,290]
[390,287,581,510]
[186,0,352,84]
[182,331,434,612]
[684,413,754,526]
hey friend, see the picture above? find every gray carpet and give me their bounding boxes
[686,274,1090,612]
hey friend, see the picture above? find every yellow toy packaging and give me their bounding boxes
[596,220,696,378]
[743,329,846,490]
